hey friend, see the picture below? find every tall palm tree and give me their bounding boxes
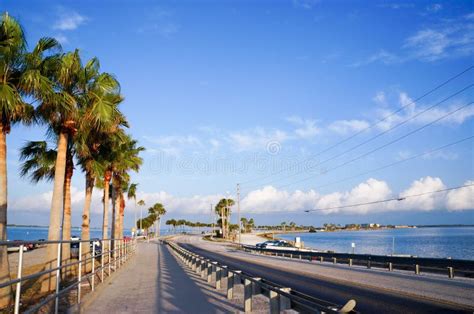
[75,59,124,269]
[35,50,81,292]
[148,203,166,236]
[18,140,74,272]
[127,183,138,235]
[0,12,59,302]
[137,199,145,234]
[215,198,234,239]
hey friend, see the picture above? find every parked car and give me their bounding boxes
[70,236,80,258]
[256,240,280,248]
[256,240,299,251]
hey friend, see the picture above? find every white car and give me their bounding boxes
[261,240,300,251]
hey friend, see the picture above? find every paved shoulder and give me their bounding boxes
[83,241,237,313]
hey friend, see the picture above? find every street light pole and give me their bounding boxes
[237,183,241,246]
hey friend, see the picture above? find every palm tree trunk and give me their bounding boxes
[102,171,111,241]
[118,193,125,238]
[61,156,73,279]
[0,126,11,308]
[42,131,68,292]
[81,172,94,272]
[111,184,116,241]
[114,190,121,240]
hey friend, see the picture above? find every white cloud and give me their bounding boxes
[293,0,320,10]
[399,176,446,211]
[446,180,474,211]
[241,186,319,213]
[54,34,68,45]
[373,91,387,106]
[426,3,442,13]
[53,10,87,31]
[351,50,399,67]
[287,116,320,139]
[355,16,474,65]
[10,177,474,217]
[374,91,474,131]
[328,119,369,135]
[228,127,289,152]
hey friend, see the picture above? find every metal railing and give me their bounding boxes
[165,240,357,314]
[243,246,474,278]
[0,237,137,313]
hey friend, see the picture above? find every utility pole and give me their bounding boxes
[237,183,241,246]
[210,203,214,239]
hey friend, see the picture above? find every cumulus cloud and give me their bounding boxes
[287,116,320,139]
[398,176,446,211]
[9,177,474,217]
[328,119,369,135]
[228,127,289,152]
[53,9,87,31]
[374,91,474,131]
[446,180,474,211]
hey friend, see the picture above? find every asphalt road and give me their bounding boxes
[179,242,473,314]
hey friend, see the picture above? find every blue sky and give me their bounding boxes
[3,0,474,228]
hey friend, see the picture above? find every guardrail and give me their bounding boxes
[0,237,137,313]
[243,246,474,278]
[165,240,357,314]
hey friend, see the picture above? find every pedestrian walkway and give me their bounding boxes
[83,241,241,313]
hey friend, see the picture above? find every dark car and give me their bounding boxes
[256,240,280,248]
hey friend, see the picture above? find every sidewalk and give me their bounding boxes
[82,241,242,313]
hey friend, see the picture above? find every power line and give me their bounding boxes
[239,65,474,186]
[304,183,474,213]
[311,135,474,191]
[244,84,473,192]
[275,101,474,190]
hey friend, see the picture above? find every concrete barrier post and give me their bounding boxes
[415,264,420,275]
[333,257,337,264]
[196,259,201,274]
[207,263,213,283]
[279,288,292,310]
[227,271,234,299]
[221,266,227,288]
[367,260,371,269]
[448,267,454,278]
[252,277,262,295]
[269,290,280,314]
[191,257,196,270]
[201,260,207,278]
[388,262,393,271]
[349,258,353,267]
[244,278,252,313]
[234,270,242,287]
[215,266,221,289]
[320,256,323,263]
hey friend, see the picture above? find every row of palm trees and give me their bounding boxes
[0,12,145,305]
[136,203,166,235]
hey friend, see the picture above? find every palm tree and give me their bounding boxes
[1,12,59,300]
[215,198,234,239]
[148,203,166,237]
[75,61,124,269]
[281,221,287,232]
[137,199,145,234]
[35,50,82,292]
[127,183,138,235]
[109,136,144,240]
[18,140,74,274]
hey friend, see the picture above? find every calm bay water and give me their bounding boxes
[279,227,474,260]
[6,226,132,241]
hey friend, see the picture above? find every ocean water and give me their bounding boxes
[6,226,133,241]
[6,226,194,241]
[278,227,474,260]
